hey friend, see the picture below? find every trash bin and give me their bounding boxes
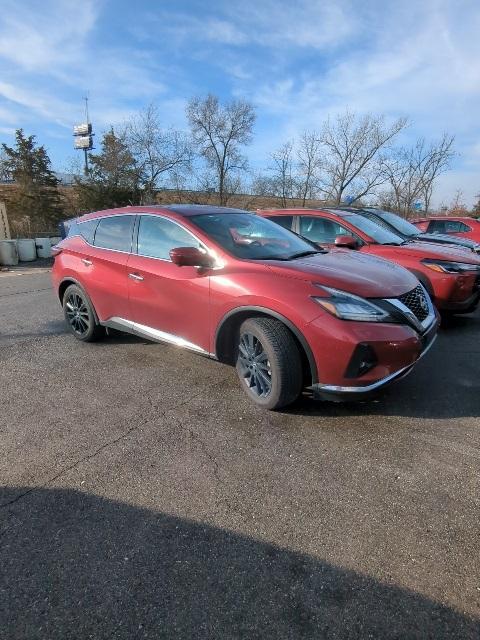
[0,240,19,266]
[35,237,51,258]
[17,239,37,262]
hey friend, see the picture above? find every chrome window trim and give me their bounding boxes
[71,212,215,262]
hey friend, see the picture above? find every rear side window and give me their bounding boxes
[137,215,200,260]
[77,219,98,244]
[267,215,294,231]
[94,215,135,252]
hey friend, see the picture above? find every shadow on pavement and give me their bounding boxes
[1,487,478,639]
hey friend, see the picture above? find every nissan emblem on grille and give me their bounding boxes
[398,285,429,322]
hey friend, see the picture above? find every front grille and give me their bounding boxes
[397,285,430,322]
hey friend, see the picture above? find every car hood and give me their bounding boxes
[384,241,480,263]
[265,250,419,298]
[415,233,479,251]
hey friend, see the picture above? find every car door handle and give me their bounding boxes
[128,273,144,281]
[81,258,92,266]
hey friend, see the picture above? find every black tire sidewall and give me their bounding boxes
[235,318,302,410]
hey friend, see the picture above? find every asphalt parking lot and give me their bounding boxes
[1,267,479,639]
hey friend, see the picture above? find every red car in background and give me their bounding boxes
[52,205,438,410]
[412,217,480,243]
[258,208,480,314]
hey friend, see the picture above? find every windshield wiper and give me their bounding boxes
[286,250,325,259]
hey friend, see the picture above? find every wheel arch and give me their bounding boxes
[214,306,318,385]
[59,278,100,324]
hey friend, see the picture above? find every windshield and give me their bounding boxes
[344,213,405,245]
[189,212,321,260]
[372,210,421,237]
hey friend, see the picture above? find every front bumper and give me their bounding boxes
[311,320,437,401]
[434,272,480,311]
[307,296,439,402]
[441,287,480,313]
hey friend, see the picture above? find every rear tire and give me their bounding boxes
[62,284,105,342]
[235,317,303,410]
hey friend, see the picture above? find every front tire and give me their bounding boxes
[235,317,303,410]
[62,284,105,342]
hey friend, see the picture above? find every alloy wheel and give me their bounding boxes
[238,332,272,397]
[65,292,91,336]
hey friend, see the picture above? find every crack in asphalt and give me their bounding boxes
[0,287,52,299]
[187,426,222,483]
[0,377,225,510]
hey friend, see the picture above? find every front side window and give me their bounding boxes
[137,215,200,260]
[372,211,420,237]
[268,215,294,231]
[454,222,471,232]
[190,212,319,260]
[343,213,404,245]
[93,215,135,252]
[299,217,356,243]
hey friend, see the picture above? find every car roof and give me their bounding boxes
[258,207,349,217]
[77,204,251,222]
[416,216,476,222]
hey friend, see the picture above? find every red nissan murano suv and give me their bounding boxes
[52,205,439,410]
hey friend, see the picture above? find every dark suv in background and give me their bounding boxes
[352,208,480,254]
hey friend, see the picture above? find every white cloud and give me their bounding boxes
[0,0,97,73]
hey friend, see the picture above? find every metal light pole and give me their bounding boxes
[73,96,94,176]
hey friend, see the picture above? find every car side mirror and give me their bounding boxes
[169,246,214,268]
[335,235,358,249]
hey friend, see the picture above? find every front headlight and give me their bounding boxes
[421,259,480,274]
[312,286,391,322]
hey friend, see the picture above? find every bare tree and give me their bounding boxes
[186,94,255,205]
[270,142,296,207]
[419,134,455,212]
[125,104,192,204]
[296,131,322,206]
[319,111,408,204]
[382,134,455,216]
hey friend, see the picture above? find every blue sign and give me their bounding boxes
[414,201,422,211]
[344,195,355,204]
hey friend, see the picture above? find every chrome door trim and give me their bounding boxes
[102,316,213,356]
[128,273,144,281]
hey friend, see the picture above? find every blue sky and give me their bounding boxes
[0,0,479,206]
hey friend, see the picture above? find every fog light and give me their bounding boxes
[344,343,378,379]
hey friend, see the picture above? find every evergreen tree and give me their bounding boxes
[75,129,140,211]
[2,129,63,231]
